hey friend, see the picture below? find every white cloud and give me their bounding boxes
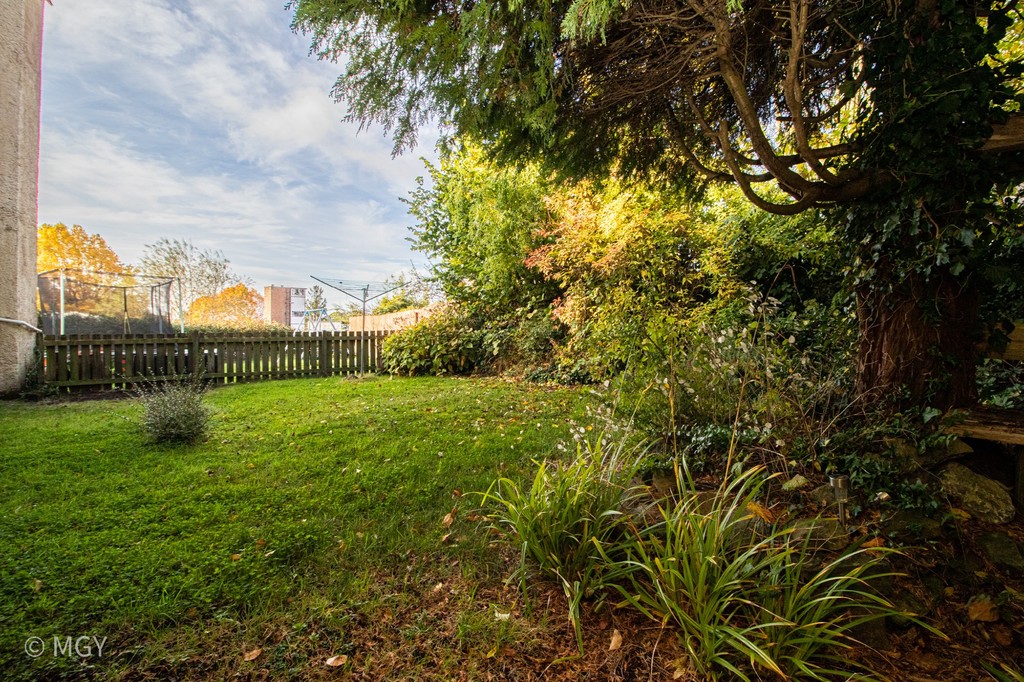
[39,0,438,296]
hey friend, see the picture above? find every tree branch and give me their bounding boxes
[783,0,842,185]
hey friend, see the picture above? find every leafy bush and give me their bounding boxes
[977,357,1024,409]
[183,320,291,334]
[619,290,856,468]
[381,303,570,378]
[480,436,644,647]
[381,305,484,376]
[137,376,210,444]
[604,463,916,681]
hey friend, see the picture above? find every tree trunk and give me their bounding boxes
[856,268,979,411]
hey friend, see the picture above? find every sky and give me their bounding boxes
[37,1,438,307]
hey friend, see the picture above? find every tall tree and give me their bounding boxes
[37,223,127,275]
[306,285,328,313]
[139,238,236,321]
[303,284,329,330]
[405,142,558,315]
[293,0,1024,409]
[37,223,133,319]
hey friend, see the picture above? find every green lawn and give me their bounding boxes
[0,376,593,680]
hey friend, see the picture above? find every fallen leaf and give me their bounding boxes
[243,648,262,662]
[609,629,622,651]
[781,474,808,491]
[326,654,348,667]
[746,501,775,523]
[440,532,453,544]
[861,536,885,549]
[256,538,266,547]
[967,595,999,622]
[466,513,486,522]
[231,553,242,561]
[993,624,1014,647]
[494,610,511,622]
[452,488,463,498]
[441,507,458,529]
[950,507,971,521]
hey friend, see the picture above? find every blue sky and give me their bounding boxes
[38,1,437,306]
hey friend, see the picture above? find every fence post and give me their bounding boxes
[318,333,328,377]
[191,332,200,377]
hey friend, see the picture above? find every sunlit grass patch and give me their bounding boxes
[0,376,589,680]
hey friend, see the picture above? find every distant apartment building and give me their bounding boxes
[264,286,306,330]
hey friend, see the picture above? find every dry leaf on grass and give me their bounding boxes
[608,629,622,651]
[230,553,242,561]
[441,507,458,529]
[243,648,262,662]
[326,654,348,667]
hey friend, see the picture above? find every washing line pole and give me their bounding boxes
[177,278,185,333]
[310,277,403,376]
[360,285,367,375]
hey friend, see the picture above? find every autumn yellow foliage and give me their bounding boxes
[37,223,127,275]
[186,283,262,326]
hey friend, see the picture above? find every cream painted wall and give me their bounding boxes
[0,0,44,394]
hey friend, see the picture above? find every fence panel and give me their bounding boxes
[38,331,390,389]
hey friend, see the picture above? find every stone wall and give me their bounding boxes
[0,1,43,394]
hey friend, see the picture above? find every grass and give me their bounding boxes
[0,376,592,680]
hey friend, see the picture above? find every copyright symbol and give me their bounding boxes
[24,636,45,658]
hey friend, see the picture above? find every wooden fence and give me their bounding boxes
[37,331,391,389]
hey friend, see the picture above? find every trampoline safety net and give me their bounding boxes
[37,269,177,335]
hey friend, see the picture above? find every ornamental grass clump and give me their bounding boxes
[137,375,211,445]
[603,462,925,681]
[480,435,645,649]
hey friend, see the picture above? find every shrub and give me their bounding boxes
[183,321,291,334]
[480,436,644,648]
[618,289,855,468]
[137,376,210,444]
[381,305,484,376]
[977,357,1024,409]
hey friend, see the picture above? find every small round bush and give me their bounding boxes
[138,379,210,444]
[381,305,484,376]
